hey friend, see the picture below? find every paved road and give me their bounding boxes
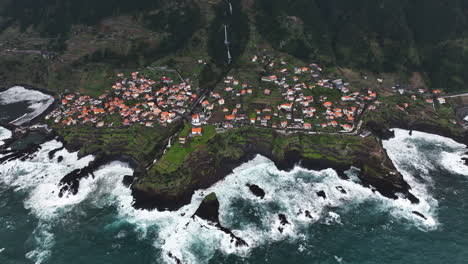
[442,93,468,99]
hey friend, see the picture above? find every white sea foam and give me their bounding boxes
[0,86,54,125]
[383,128,468,229]
[0,126,12,146]
[2,150,439,264]
[108,155,439,263]
[0,140,94,263]
[1,128,465,263]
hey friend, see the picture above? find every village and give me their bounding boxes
[188,55,448,140]
[47,55,449,146]
[46,71,200,128]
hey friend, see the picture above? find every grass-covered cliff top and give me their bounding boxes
[135,126,385,193]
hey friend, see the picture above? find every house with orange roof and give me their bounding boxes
[279,103,293,111]
[225,115,235,120]
[192,114,200,125]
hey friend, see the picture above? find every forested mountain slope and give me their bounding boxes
[1,0,468,92]
[256,0,468,92]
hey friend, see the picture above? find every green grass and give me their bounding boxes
[51,122,176,165]
[152,125,217,174]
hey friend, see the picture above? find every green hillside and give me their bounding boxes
[1,0,468,92]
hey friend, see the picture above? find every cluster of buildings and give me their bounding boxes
[46,72,199,128]
[190,56,379,133]
[395,88,446,111]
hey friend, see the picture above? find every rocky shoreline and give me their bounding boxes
[131,127,422,212]
[1,84,466,213]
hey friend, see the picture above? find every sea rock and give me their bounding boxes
[0,144,41,164]
[316,190,327,199]
[48,146,64,160]
[412,211,427,220]
[335,186,347,194]
[246,184,265,199]
[192,193,248,247]
[122,175,134,187]
[278,214,290,233]
[193,193,220,223]
[167,252,182,264]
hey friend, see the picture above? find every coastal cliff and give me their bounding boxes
[132,127,418,211]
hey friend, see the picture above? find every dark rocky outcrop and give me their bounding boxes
[59,155,139,197]
[167,253,182,264]
[192,193,248,247]
[133,128,420,211]
[48,146,65,160]
[193,193,220,223]
[277,214,290,233]
[122,175,135,187]
[366,121,395,140]
[367,118,468,146]
[0,144,41,164]
[316,190,327,199]
[412,211,427,220]
[246,184,265,199]
[336,186,347,194]
[59,166,95,197]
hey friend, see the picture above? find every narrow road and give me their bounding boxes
[442,93,468,99]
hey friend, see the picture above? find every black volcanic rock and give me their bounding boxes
[336,186,347,194]
[366,121,395,140]
[193,193,220,223]
[277,214,290,233]
[412,211,427,220]
[167,252,182,264]
[0,144,41,164]
[247,184,265,199]
[278,214,290,225]
[59,168,95,197]
[57,156,64,163]
[48,146,64,160]
[122,175,134,187]
[192,193,248,247]
[316,190,327,199]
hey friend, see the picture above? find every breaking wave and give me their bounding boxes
[0,126,12,146]
[1,128,466,263]
[0,86,54,125]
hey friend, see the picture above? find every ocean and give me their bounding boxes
[1,87,468,264]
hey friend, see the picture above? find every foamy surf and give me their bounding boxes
[383,128,468,229]
[0,126,12,146]
[110,155,440,263]
[0,140,94,263]
[1,128,465,263]
[0,86,54,126]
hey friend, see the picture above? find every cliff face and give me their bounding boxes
[367,117,468,146]
[132,127,417,211]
